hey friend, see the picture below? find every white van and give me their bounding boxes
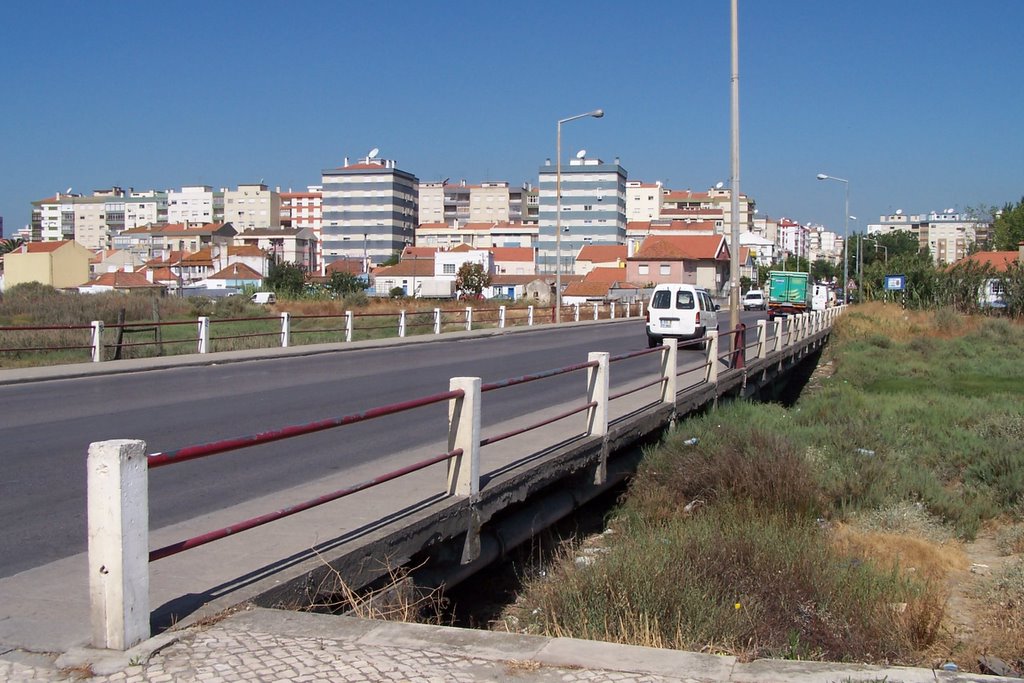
[646,284,719,349]
[250,292,277,305]
[811,284,833,311]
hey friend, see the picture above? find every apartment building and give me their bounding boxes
[661,186,755,233]
[223,183,281,232]
[320,154,418,266]
[537,154,627,274]
[125,190,168,228]
[29,188,133,249]
[167,185,224,225]
[626,181,663,221]
[867,209,985,265]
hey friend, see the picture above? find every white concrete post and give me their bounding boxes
[585,352,609,438]
[197,316,210,354]
[661,338,678,404]
[757,320,768,359]
[593,303,599,320]
[707,333,719,384]
[447,377,481,497]
[527,305,534,326]
[465,306,473,331]
[610,302,616,319]
[280,312,291,348]
[574,303,580,321]
[498,305,506,328]
[91,321,104,363]
[345,311,353,342]
[399,310,407,338]
[774,319,784,353]
[586,351,610,485]
[433,308,441,334]
[88,439,149,650]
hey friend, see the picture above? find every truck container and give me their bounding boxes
[767,271,810,320]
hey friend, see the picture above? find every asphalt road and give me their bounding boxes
[0,313,767,578]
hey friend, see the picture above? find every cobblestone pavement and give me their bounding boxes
[0,607,1004,683]
[2,626,688,682]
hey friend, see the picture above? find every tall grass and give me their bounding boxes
[501,303,1023,665]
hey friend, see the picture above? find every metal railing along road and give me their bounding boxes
[84,305,843,650]
[1,301,644,363]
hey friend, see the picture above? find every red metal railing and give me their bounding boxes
[608,346,668,402]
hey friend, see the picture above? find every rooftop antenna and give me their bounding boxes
[367,147,380,161]
[576,149,586,159]
[715,181,724,189]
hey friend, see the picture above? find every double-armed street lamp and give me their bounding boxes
[555,109,604,323]
[816,173,849,303]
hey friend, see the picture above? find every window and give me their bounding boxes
[660,264,670,276]
[443,263,456,274]
[676,290,695,309]
[638,264,649,275]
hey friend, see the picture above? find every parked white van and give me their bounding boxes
[250,292,277,305]
[645,284,720,349]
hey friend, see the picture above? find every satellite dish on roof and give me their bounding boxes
[715,181,724,189]
[895,209,903,215]
[576,149,587,159]
[946,208,955,214]
[367,148,379,160]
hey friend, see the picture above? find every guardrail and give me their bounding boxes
[2,301,645,363]
[85,305,843,649]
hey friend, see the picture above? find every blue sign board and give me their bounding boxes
[884,275,906,291]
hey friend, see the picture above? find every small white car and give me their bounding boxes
[741,289,766,311]
[250,292,277,304]
[646,284,720,349]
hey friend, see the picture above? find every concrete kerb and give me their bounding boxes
[55,630,182,677]
[0,315,639,387]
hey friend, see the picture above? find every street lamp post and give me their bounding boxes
[858,235,887,302]
[555,109,604,323]
[816,173,849,303]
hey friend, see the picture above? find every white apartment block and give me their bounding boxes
[125,190,168,228]
[626,181,663,221]
[537,154,627,274]
[167,185,224,225]
[30,188,133,249]
[418,182,446,225]
[320,155,418,266]
[415,221,538,250]
[223,183,281,232]
[867,209,983,265]
[418,179,524,228]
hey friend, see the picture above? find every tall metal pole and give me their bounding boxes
[843,184,849,303]
[556,120,563,323]
[554,109,603,324]
[728,0,741,338]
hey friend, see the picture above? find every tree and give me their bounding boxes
[326,271,367,298]
[264,261,306,297]
[455,262,491,299]
[0,238,24,255]
[992,198,1024,251]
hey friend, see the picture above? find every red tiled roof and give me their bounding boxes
[402,246,439,259]
[448,244,474,252]
[583,267,628,283]
[227,244,265,257]
[372,260,436,278]
[417,222,450,230]
[563,281,613,298]
[89,271,162,289]
[209,263,264,280]
[324,259,364,276]
[24,240,72,253]
[577,244,627,263]
[490,247,533,262]
[630,235,729,261]
[956,250,1022,272]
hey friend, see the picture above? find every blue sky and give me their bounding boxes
[2,1,1022,238]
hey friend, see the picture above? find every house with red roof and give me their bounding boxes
[626,234,730,295]
[78,270,166,294]
[4,240,93,289]
[954,243,1024,308]
[574,244,628,276]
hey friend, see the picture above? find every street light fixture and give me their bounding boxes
[816,173,849,304]
[555,108,604,323]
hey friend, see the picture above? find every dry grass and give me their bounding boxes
[836,302,982,343]
[831,525,968,583]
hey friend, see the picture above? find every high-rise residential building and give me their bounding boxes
[30,188,133,249]
[223,183,281,232]
[280,185,323,269]
[167,185,224,225]
[509,183,537,223]
[419,179,534,228]
[468,182,510,223]
[537,154,627,274]
[867,209,984,265]
[320,154,418,266]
